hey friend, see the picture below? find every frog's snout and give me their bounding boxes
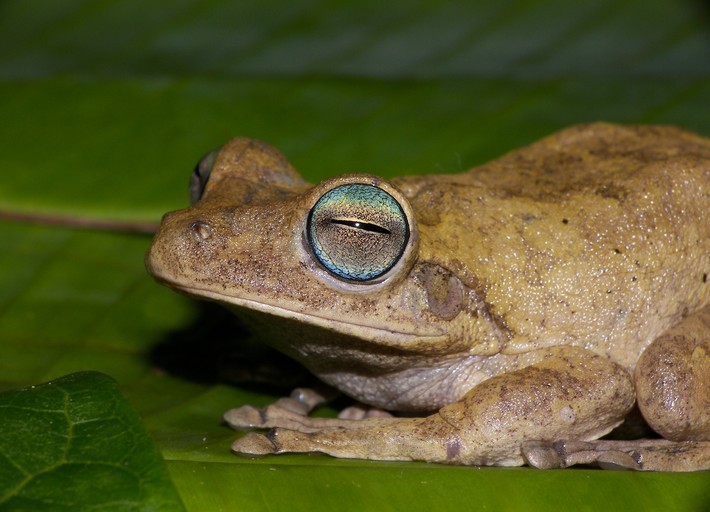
[145,208,213,283]
[154,209,215,246]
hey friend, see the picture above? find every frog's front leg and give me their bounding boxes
[231,347,635,466]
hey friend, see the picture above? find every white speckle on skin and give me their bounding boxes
[560,405,576,424]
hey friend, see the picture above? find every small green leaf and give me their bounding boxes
[0,371,184,512]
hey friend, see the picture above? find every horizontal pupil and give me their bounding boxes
[331,218,390,234]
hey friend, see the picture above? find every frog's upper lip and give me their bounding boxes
[163,280,446,345]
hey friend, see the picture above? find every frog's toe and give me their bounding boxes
[223,405,266,430]
[223,401,317,430]
[521,440,566,469]
[338,404,393,420]
[232,432,278,456]
[595,450,644,471]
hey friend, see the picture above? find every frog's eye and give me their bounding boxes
[189,147,221,204]
[307,183,410,282]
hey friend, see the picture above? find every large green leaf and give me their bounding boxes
[1,0,708,510]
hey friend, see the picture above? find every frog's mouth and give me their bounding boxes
[159,279,448,352]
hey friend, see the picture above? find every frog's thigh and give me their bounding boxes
[233,347,635,466]
[635,304,710,441]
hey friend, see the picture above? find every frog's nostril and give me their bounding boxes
[190,221,213,241]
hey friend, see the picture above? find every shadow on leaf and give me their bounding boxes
[149,301,311,393]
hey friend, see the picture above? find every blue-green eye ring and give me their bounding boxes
[307,183,410,282]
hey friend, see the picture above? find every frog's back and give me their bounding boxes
[397,123,710,200]
[395,123,710,369]
[465,123,710,200]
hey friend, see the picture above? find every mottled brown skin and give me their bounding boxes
[147,123,710,470]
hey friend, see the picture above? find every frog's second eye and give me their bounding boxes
[189,147,221,205]
[307,183,410,282]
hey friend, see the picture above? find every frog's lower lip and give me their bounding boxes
[168,282,446,346]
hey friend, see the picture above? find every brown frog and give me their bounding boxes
[146,123,710,471]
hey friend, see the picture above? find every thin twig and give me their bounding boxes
[0,209,160,234]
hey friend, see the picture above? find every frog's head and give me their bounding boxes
[146,138,496,378]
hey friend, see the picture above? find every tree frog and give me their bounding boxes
[146,123,709,471]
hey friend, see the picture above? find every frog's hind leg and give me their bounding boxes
[635,304,710,443]
[632,303,710,470]
[525,305,710,471]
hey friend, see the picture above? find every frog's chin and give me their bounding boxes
[171,283,446,349]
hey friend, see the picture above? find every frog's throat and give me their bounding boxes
[173,283,447,349]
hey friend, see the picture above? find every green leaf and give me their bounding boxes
[0,0,709,511]
[0,371,184,511]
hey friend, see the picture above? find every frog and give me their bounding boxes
[146,123,710,471]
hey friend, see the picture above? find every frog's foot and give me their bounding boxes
[523,439,710,472]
